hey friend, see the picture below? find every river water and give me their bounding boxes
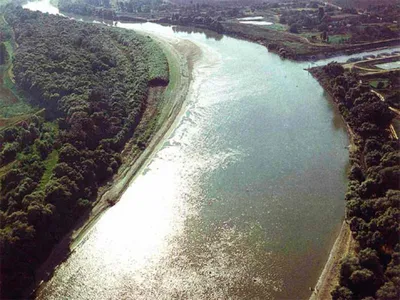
[21,1,399,299]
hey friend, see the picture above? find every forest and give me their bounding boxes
[310,63,399,300]
[51,0,400,61]
[59,0,116,19]
[58,0,165,19]
[57,0,225,33]
[0,5,168,298]
[279,4,398,43]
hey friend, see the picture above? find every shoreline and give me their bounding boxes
[310,221,355,300]
[30,33,201,298]
[152,20,400,61]
[308,69,356,300]
[46,3,400,63]
[70,34,200,252]
[220,25,400,61]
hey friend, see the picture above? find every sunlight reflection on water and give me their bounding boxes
[22,1,400,299]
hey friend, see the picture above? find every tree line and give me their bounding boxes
[0,5,168,298]
[311,62,399,300]
[57,0,225,33]
[59,0,116,20]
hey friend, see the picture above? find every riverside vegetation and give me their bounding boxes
[1,1,399,299]
[53,0,400,60]
[0,5,168,298]
[310,63,400,300]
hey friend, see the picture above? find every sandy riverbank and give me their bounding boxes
[31,33,202,297]
[69,34,201,251]
[308,69,357,300]
[310,221,355,300]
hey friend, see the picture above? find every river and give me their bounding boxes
[20,1,399,299]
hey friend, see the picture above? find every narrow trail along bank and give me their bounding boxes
[310,222,355,300]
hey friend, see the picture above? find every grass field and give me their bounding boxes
[328,34,351,45]
[267,23,288,31]
[145,39,169,83]
[155,38,179,127]
[38,149,59,191]
[369,79,389,89]
[301,32,319,39]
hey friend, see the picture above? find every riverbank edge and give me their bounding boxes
[223,30,400,62]
[29,33,198,298]
[123,19,400,62]
[69,34,199,252]
[310,221,354,300]
[126,17,400,62]
[308,69,357,300]
[48,4,400,63]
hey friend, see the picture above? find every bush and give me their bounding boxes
[289,23,299,33]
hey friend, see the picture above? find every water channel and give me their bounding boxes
[21,1,399,298]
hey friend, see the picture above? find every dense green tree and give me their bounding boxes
[314,61,399,299]
[320,31,328,42]
[289,23,299,33]
[377,81,384,89]
[376,281,400,300]
[1,6,169,298]
[317,7,325,21]
[323,62,344,77]
[0,42,7,65]
[331,286,354,300]
[349,269,376,296]
[386,91,400,109]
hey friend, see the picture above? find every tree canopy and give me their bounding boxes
[311,62,400,300]
[0,5,168,298]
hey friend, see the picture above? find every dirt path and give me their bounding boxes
[310,222,355,300]
[343,54,400,71]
